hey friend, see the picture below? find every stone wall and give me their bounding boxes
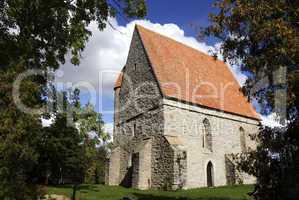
[118,28,162,124]
[150,135,174,190]
[108,147,121,185]
[163,99,259,188]
[109,26,259,190]
[119,148,131,187]
[172,147,187,190]
[225,155,236,185]
[113,87,120,145]
[132,138,152,189]
[110,27,166,189]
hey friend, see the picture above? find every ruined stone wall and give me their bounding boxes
[163,99,259,188]
[131,138,152,189]
[151,135,175,190]
[118,149,131,187]
[108,147,121,185]
[172,148,187,190]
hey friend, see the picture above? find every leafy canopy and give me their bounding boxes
[204,0,298,116]
[1,0,147,68]
[0,0,146,199]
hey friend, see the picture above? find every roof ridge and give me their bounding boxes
[135,24,225,64]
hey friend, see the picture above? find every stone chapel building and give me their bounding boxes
[106,25,260,190]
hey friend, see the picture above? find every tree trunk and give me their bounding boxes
[72,184,78,200]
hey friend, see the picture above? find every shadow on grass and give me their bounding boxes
[50,184,73,189]
[77,184,100,192]
[133,193,237,200]
[49,184,100,192]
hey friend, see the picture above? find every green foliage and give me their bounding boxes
[0,0,146,199]
[85,146,109,184]
[0,113,42,200]
[41,87,110,185]
[204,0,298,115]
[37,114,85,185]
[74,102,110,183]
[204,1,299,199]
[76,102,109,142]
[0,64,44,199]
[0,0,147,69]
[233,120,299,200]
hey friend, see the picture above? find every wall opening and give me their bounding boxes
[131,152,140,188]
[132,123,136,137]
[207,161,214,187]
[203,118,212,151]
[240,127,246,152]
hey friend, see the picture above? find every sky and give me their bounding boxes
[118,1,215,37]
[52,1,280,134]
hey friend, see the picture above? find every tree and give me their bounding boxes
[204,0,298,115]
[93,146,110,184]
[42,87,110,185]
[0,0,146,199]
[39,88,110,199]
[34,88,82,186]
[74,101,110,183]
[204,0,299,199]
[38,114,85,185]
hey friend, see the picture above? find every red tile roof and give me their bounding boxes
[115,25,260,120]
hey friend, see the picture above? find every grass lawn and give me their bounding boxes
[48,184,254,200]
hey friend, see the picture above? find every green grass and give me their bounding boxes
[48,184,254,200]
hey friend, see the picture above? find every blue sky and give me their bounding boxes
[118,1,215,38]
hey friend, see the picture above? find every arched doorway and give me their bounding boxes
[207,161,214,187]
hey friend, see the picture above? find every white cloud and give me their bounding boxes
[104,122,114,141]
[41,117,54,127]
[261,113,284,128]
[55,18,130,96]
[228,64,248,86]
[104,122,113,134]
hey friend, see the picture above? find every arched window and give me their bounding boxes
[240,127,246,152]
[203,118,212,151]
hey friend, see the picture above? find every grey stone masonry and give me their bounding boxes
[106,26,260,190]
[163,99,259,188]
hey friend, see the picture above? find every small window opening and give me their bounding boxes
[132,123,136,137]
